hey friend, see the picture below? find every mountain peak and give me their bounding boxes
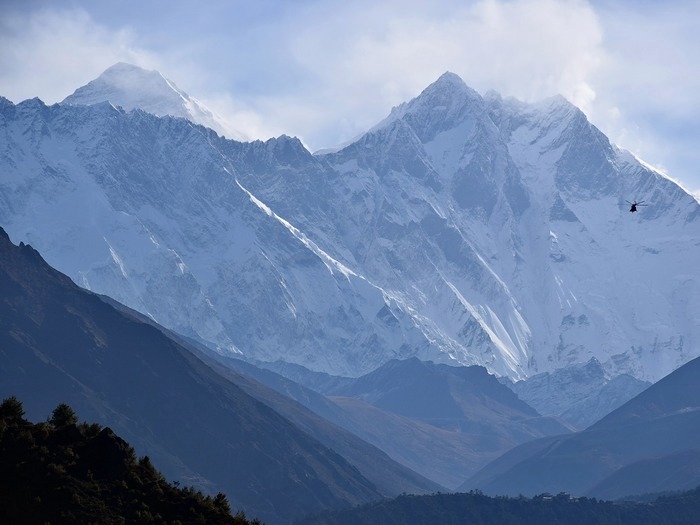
[63,63,184,114]
[411,71,481,112]
[102,62,156,75]
[367,71,483,144]
[62,63,245,141]
[432,71,468,90]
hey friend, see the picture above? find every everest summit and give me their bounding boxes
[1,65,699,382]
[62,62,245,140]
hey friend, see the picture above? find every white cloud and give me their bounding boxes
[581,1,700,187]
[199,92,285,143]
[1,0,698,193]
[257,0,606,149]
[0,8,157,104]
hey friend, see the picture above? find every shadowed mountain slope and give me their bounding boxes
[462,355,700,498]
[96,295,444,497]
[0,227,383,524]
[317,358,572,488]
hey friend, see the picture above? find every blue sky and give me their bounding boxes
[1,0,699,196]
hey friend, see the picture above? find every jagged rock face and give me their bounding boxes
[1,68,699,381]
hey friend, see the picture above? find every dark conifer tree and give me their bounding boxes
[49,402,79,427]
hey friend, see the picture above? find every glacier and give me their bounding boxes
[1,67,699,382]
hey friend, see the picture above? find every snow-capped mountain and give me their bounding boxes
[62,62,245,141]
[0,96,436,377]
[243,71,700,381]
[503,358,650,429]
[1,67,699,382]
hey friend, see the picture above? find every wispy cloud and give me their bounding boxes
[1,0,698,192]
[275,0,604,148]
[0,8,158,104]
[584,1,700,190]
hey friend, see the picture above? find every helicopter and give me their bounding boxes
[623,200,648,213]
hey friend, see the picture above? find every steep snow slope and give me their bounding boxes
[486,90,700,380]
[1,68,699,382]
[229,72,699,381]
[293,73,700,381]
[0,97,441,376]
[62,62,244,141]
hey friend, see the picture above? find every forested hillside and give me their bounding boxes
[297,488,700,525]
[0,396,259,525]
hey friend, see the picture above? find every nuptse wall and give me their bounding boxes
[1,70,699,381]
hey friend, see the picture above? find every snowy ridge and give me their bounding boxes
[235,176,357,279]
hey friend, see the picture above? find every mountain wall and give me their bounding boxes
[2,69,699,382]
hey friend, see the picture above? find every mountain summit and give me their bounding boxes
[381,71,484,141]
[62,63,244,140]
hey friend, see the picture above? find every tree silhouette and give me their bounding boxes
[0,396,25,421]
[49,403,78,427]
[1,396,258,524]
